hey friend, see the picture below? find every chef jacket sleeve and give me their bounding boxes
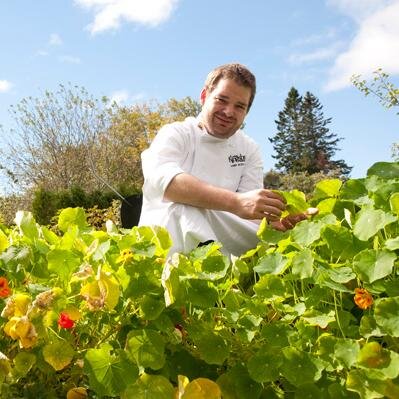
[141,124,188,201]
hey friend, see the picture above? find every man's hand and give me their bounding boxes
[270,207,319,231]
[235,189,286,221]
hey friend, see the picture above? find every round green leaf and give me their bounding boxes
[291,248,314,279]
[58,207,87,233]
[191,330,230,365]
[125,329,165,370]
[374,297,399,337]
[140,295,165,320]
[281,348,322,386]
[367,162,399,179]
[253,253,289,275]
[13,352,36,377]
[247,346,282,382]
[353,249,396,283]
[84,345,139,397]
[390,192,399,215]
[353,208,397,241]
[122,373,175,399]
[43,341,74,371]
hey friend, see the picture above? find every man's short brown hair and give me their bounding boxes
[204,63,256,111]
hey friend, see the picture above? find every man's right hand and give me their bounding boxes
[234,189,286,221]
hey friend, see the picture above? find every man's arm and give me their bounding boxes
[164,172,286,221]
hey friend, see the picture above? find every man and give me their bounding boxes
[139,63,305,256]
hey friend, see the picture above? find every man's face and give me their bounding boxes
[200,78,251,139]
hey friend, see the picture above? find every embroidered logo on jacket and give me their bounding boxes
[228,154,246,167]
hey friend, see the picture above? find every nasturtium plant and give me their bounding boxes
[0,161,397,398]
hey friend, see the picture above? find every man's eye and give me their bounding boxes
[215,97,226,103]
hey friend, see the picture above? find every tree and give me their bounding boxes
[0,84,115,192]
[269,87,303,172]
[0,85,201,194]
[269,88,352,176]
[351,69,399,161]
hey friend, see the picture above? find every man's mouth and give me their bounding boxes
[215,114,234,126]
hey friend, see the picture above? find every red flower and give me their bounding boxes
[0,277,11,298]
[58,312,75,329]
[354,288,373,310]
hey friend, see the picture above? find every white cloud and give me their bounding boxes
[0,80,13,93]
[49,33,63,46]
[327,0,393,21]
[109,89,145,105]
[325,0,399,91]
[59,55,82,64]
[74,0,179,34]
[288,42,344,65]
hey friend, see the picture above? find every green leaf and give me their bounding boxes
[367,161,399,179]
[261,322,294,348]
[321,225,361,261]
[216,364,263,399]
[353,249,396,283]
[281,347,322,386]
[360,315,385,338]
[139,295,165,320]
[247,345,282,382]
[257,219,289,243]
[334,339,360,368]
[47,248,81,284]
[58,207,88,233]
[13,352,36,377]
[125,329,165,370]
[15,211,39,241]
[291,220,322,247]
[302,310,335,329]
[185,279,218,308]
[277,189,309,214]
[346,369,388,399]
[385,237,399,250]
[122,373,175,399]
[253,253,288,275]
[357,341,399,379]
[43,341,74,371]
[291,248,314,279]
[374,297,399,336]
[253,274,287,300]
[189,328,230,365]
[84,345,139,397]
[353,207,397,241]
[390,192,399,215]
[340,178,367,201]
[313,179,342,201]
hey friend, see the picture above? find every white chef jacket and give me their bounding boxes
[139,116,264,256]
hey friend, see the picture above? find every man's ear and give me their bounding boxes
[200,87,207,105]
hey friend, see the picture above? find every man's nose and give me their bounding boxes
[223,104,235,117]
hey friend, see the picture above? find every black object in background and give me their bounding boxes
[120,194,143,228]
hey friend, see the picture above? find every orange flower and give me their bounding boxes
[354,288,373,310]
[0,277,11,298]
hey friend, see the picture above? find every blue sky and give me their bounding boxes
[1,0,398,194]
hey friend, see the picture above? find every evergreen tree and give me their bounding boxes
[269,88,352,176]
[269,87,303,172]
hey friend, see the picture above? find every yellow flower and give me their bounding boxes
[4,316,38,348]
